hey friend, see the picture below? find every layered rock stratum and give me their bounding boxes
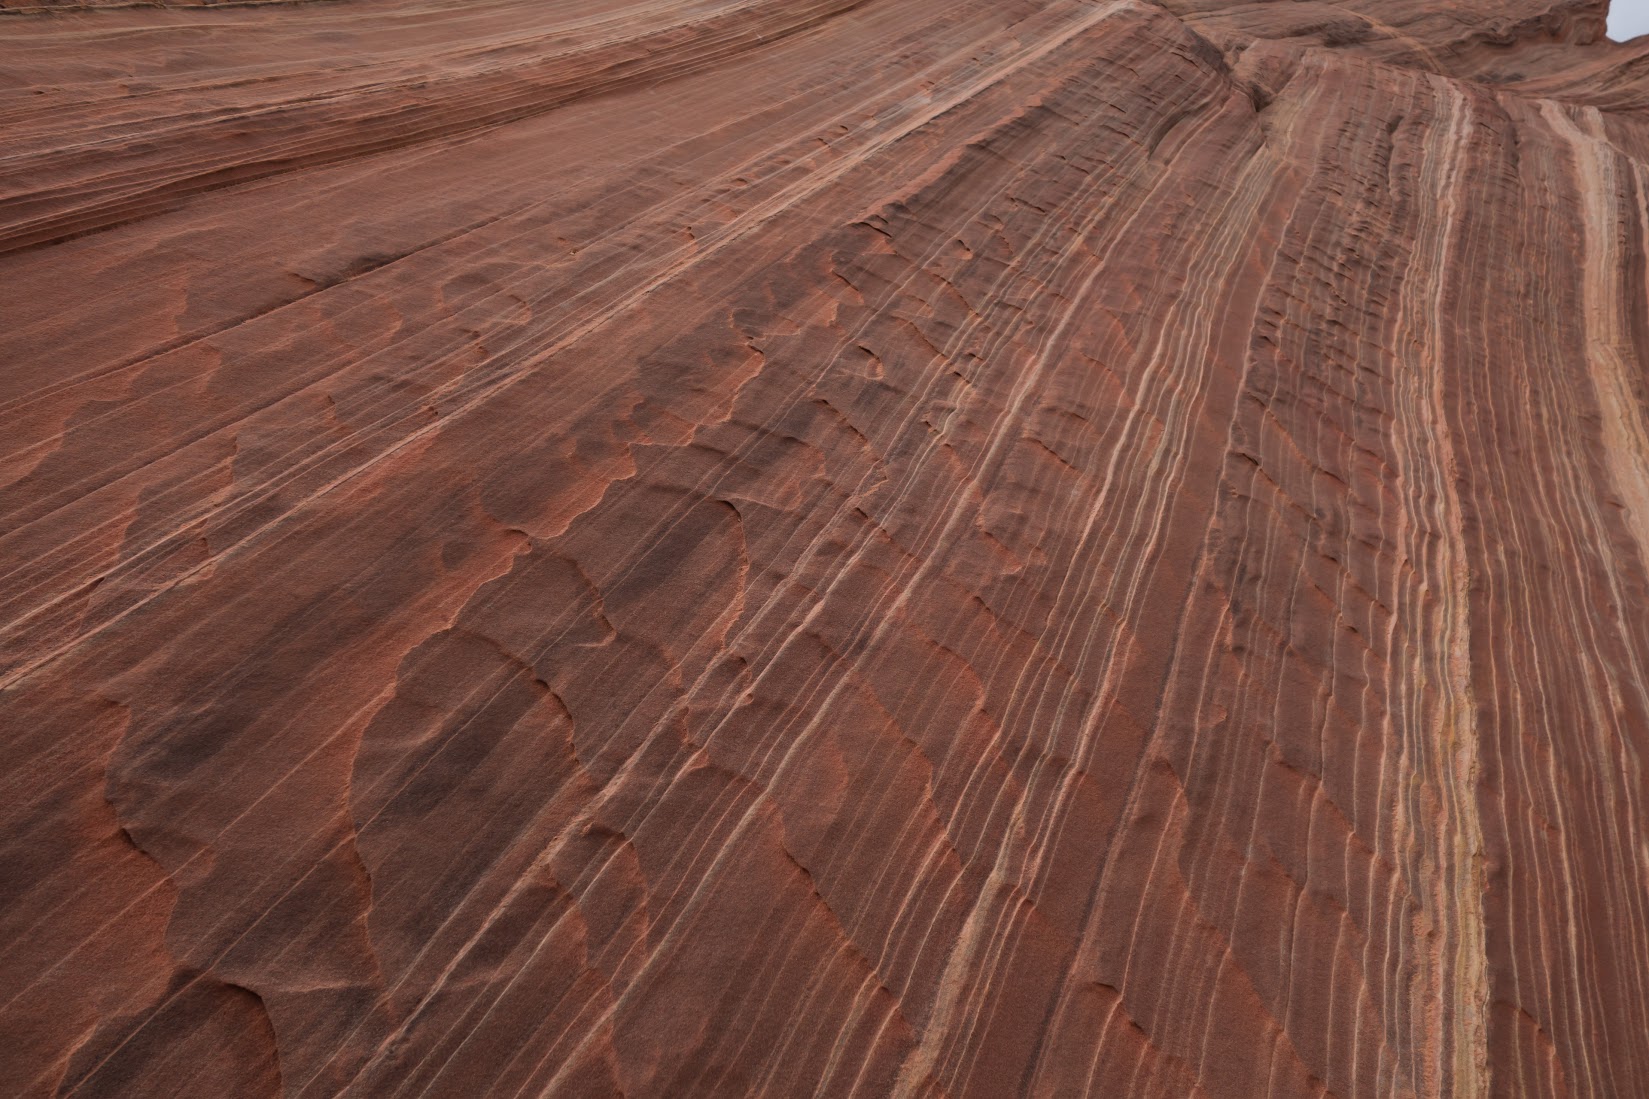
[4,0,1649,1095]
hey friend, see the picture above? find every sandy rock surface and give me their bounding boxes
[4,0,1649,1094]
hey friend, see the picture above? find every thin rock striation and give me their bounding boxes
[3,0,1649,1095]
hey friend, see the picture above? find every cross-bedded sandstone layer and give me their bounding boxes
[4,0,1649,1095]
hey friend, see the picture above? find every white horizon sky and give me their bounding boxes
[1609,0,1649,41]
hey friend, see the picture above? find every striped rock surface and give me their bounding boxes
[4,0,1649,1095]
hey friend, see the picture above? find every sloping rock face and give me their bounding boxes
[4,0,1649,1094]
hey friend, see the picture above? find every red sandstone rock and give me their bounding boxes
[3,0,1649,1094]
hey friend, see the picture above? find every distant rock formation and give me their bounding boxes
[3,0,1648,1094]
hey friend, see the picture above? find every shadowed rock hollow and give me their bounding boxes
[3,0,1649,1095]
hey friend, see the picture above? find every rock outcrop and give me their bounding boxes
[4,0,1649,1095]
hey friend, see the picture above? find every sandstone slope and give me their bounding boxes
[3,0,1649,1095]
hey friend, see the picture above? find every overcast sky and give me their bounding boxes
[1609,0,1649,41]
